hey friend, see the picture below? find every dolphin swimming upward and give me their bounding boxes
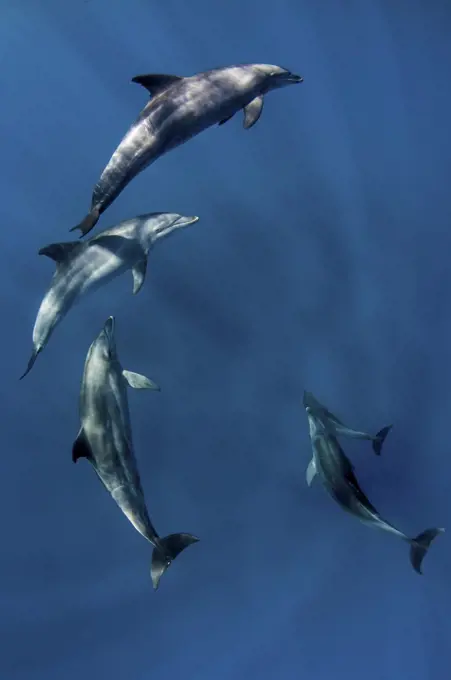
[72,63,303,236]
[305,406,444,574]
[303,391,391,461]
[73,316,199,589]
[303,390,392,486]
[20,212,198,379]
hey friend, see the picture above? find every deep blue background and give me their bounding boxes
[1,1,451,678]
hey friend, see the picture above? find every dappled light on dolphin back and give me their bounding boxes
[19,212,199,378]
[71,63,302,236]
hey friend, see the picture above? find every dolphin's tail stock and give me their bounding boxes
[70,207,100,238]
[372,425,393,456]
[409,527,445,574]
[150,533,199,590]
[19,347,41,380]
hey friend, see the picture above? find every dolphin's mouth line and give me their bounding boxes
[173,215,199,228]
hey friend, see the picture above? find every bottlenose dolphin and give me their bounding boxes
[303,390,391,458]
[303,391,391,486]
[73,316,199,589]
[71,64,303,236]
[20,212,198,379]
[305,407,444,574]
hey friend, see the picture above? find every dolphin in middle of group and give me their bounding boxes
[304,402,444,574]
[73,316,199,589]
[72,63,303,236]
[20,212,199,379]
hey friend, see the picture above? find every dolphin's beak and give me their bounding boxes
[173,215,200,229]
[103,316,115,343]
[286,73,303,83]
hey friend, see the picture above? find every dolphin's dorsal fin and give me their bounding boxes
[131,73,183,96]
[72,428,93,463]
[38,241,80,263]
[243,96,264,129]
[122,370,160,391]
[132,258,147,295]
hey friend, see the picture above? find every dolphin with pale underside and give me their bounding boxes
[305,406,444,575]
[71,64,303,236]
[303,391,392,486]
[73,316,199,589]
[20,212,198,379]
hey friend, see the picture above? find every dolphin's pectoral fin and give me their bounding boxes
[218,114,234,126]
[243,96,264,129]
[122,370,160,391]
[132,258,147,295]
[39,241,80,263]
[72,428,93,463]
[306,458,317,486]
[131,73,183,96]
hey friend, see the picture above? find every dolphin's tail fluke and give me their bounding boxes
[151,533,199,590]
[372,425,392,456]
[70,207,100,238]
[19,347,41,380]
[409,527,445,574]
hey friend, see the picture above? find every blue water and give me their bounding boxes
[1,2,451,679]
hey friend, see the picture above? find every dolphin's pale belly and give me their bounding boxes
[78,252,126,295]
[75,239,143,297]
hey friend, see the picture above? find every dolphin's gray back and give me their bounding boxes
[80,353,160,541]
[93,66,260,212]
[135,67,259,153]
[81,358,138,485]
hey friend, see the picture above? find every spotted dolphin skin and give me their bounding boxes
[305,407,444,575]
[73,316,199,589]
[72,64,303,236]
[20,212,199,379]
